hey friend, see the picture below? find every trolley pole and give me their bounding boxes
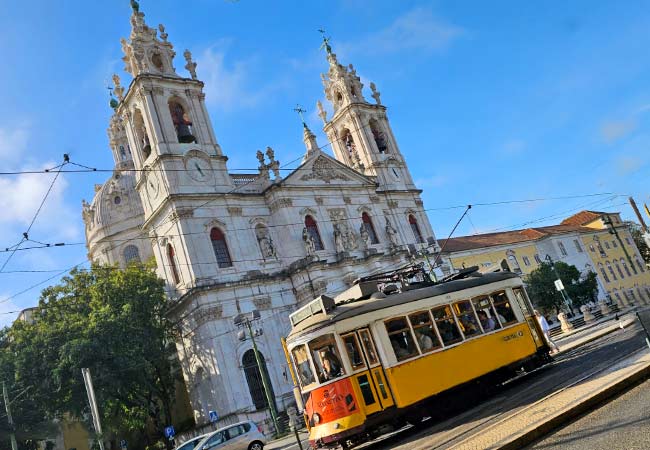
[2,382,18,450]
[235,311,282,436]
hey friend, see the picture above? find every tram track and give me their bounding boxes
[362,323,646,450]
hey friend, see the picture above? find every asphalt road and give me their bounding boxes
[524,377,650,450]
[359,322,648,450]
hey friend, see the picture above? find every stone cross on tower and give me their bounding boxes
[318,29,332,54]
[293,104,307,126]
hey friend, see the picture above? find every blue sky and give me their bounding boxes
[1,0,649,324]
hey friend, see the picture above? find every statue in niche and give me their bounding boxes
[359,223,370,250]
[258,234,276,259]
[302,227,316,256]
[385,218,398,247]
[345,134,356,154]
[333,224,346,254]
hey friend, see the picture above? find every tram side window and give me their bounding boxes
[308,334,346,383]
[431,305,463,346]
[291,345,316,387]
[385,317,419,361]
[491,291,518,325]
[408,311,441,353]
[471,296,502,332]
[453,300,482,338]
[359,329,379,365]
[342,333,366,371]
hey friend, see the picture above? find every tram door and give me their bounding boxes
[357,328,395,410]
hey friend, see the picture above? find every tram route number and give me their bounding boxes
[502,330,524,342]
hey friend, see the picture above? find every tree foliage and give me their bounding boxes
[2,264,183,448]
[525,261,598,314]
[627,221,650,265]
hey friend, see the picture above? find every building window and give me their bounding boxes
[409,214,424,244]
[522,256,531,266]
[636,258,646,273]
[558,242,568,256]
[210,227,233,268]
[242,350,275,411]
[589,244,596,252]
[604,241,610,250]
[534,254,542,264]
[621,258,632,277]
[361,212,379,244]
[167,244,180,285]
[630,258,638,275]
[614,260,624,279]
[607,262,617,281]
[573,239,583,253]
[304,215,324,251]
[123,245,141,264]
[625,237,632,245]
[612,240,618,248]
[599,263,610,283]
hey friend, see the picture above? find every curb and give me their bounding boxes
[493,355,650,450]
[555,317,636,354]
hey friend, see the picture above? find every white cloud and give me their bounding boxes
[600,120,636,143]
[342,7,464,55]
[0,124,29,165]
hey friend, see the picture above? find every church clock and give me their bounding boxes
[185,155,212,182]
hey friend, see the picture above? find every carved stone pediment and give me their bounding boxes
[300,156,351,184]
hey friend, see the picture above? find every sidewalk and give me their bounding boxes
[266,429,310,450]
[553,310,637,354]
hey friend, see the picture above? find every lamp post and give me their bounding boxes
[545,254,573,313]
[234,310,282,436]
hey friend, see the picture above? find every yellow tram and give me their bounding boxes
[283,266,549,449]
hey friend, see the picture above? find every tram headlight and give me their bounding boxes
[310,413,321,426]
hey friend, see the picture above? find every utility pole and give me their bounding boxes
[2,382,18,450]
[82,368,105,450]
[234,311,282,436]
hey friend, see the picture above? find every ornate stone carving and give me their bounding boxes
[385,217,398,247]
[302,227,317,256]
[329,209,357,251]
[333,224,346,254]
[387,200,398,209]
[317,100,327,123]
[415,199,424,207]
[343,196,352,205]
[300,156,350,184]
[315,197,324,206]
[253,297,272,310]
[184,49,198,80]
[359,223,370,250]
[227,206,243,216]
[269,198,293,213]
[193,305,224,327]
[370,196,381,204]
[255,226,277,259]
[370,82,381,105]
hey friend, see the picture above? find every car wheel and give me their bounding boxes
[248,441,264,450]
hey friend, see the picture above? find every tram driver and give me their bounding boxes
[319,349,344,381]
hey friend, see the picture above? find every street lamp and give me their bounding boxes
[545,254,573,313]
[234,310,282,436]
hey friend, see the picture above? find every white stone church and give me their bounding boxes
[82,3,441,429]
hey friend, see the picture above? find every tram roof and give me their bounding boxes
[288,271,521,338]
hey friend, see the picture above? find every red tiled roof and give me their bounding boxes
[560,210,610,226]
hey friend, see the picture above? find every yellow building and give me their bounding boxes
[441,210,650,308]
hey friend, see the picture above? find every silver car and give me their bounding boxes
[175,434,209,450]
[194,420,267,450]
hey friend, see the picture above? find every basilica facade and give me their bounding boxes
[82,4,441,429]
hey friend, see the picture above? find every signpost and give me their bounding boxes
[554,279,565,291]
[119,439,127,450]
[209,410,219,423]
[164,426,175,439]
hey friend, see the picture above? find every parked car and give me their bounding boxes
[193,420,266,450]
[174,434,209,450]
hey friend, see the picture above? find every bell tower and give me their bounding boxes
[318,37,416,191]
[112,0,233,217]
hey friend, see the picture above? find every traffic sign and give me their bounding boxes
[164,426,175,439]
[209,410,219,423]
[119,439,127,449]
[554,279,565,291]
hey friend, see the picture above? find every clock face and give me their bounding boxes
[185,156,213,182]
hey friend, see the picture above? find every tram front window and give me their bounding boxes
[308,334,346,383]
[431,305,463,346]
[385,317,419,361]
[453,300,482,338]
[491,291,518,325]
[342,333,366,371]
[291,344,316,387]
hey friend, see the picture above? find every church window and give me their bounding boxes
[361,212,379,244]
[409,214,424,244]
[134,110,151,160]
[167,244,180,285]
[369,119,388,153]
[211,227,233,268]
[242,349,275,411]
[123,245,141,264]
[114,196,121,205]
[168,100,197,144]
[305,215,324,251]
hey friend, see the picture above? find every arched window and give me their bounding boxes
[614,260,625,279]
[304,215,324,251]
[133,110,151,160]
[123,245,141,264]
[361,212,379,244]
[369,119,388,153]
[598,263,610,283]
[210,228,233,268]
[242,350,276,411]
[168,100,196,143]
[606,261,617,280]
[409,214,424,244]
[167,244,180,285]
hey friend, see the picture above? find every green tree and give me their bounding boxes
[626,221,650,265]
[524,261,598,314]
[6,263,184,448]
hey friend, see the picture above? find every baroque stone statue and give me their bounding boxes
[385,218,398,247]
[334,224,346,254]
[302,227,316,256]
[359,223,370,250]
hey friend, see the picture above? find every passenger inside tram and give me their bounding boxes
[478,310,496,331]
[319,350,343,381]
